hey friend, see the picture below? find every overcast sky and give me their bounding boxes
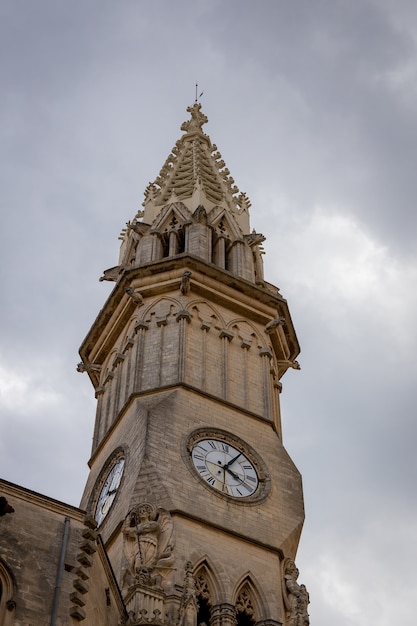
[1,1,416,624]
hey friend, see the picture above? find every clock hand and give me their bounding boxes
[224,451,242,469]
[225,466,242,482]
[100,489,118,510]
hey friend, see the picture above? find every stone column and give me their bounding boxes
[176,310,192,383]
[200,322,211,392]
[123,338,135,406]
[169,230,179,256]
[219,329,234,400]
[133,321,149,393]
[92,386,105,450]
[211,603,237,626]
[214,236,227,269]
[241,339,251,410]
[259,349,273,421]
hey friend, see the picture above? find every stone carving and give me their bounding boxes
[244,231,265,248]
[194,569,211,602]
[122,503,174,588]
[180,271,192,296]
[193,205,208,224]
[181,103,208,135]
[76,362,102,374]
[126,287,144,306]
[236,192,252,212]
[236,582,255,618]
[277,360,301,370]
[99,266,122,282]
[119,211,145,242]
[282,560,310,626]
[178,562,198,626]
[265,318,286,334]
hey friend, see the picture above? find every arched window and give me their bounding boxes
[194,564,214,626]
[0,558,16,626]
[235,582,256,626]
[234,578,264,626]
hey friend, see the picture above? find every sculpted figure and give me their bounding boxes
[282,559,310,626]
[123,503,174,587]
[125,287,144,306]
[180,271,192,296]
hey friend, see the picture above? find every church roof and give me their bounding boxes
[142,103,251,233]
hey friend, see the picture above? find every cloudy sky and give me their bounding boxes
[1,1,416,624]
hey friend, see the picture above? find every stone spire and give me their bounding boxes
[142,103,251,234]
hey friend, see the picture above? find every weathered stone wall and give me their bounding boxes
[0,480,123,625]
[90,282,285,453]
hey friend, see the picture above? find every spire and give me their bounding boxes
[142,104,251,233]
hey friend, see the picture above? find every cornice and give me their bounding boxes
[79,253,297,366]
[0,478,85,520]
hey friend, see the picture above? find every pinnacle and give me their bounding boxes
[142,104,250,233]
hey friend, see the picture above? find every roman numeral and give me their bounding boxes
[241,482,253,493]
[220,443,229,453]
[196,465,207,472]
[246,475,257,483]
[208,441,216,449]
[193,454,204,461]
[206,476,215,485]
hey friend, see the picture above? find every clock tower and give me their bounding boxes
[78,103,308,626]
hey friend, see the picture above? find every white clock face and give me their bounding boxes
[95,458,125,525]
[191,438,259,498]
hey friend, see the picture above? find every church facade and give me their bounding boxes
[0,104,309,626]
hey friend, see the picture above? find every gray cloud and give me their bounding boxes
[1,2,416,625]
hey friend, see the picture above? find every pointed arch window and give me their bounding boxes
[234,580,258,626]
[194,565,214,626]
[0,559,16,626]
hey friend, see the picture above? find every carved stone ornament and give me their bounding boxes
[264,318,286,334]
[281,559,310,626]
[180,103,208,135]
[178,562,198,626]
[235,583,255,617]
[76,362,102,374]
[126,287,144,306]
[122,503,175,589]
[180,271,192,296]
[99,266,122,282]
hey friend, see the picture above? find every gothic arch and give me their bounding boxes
[0,558,16,626]
[120,231,138,268]
[150,203,192,257]
[141,296,182,325]
[227,319,267,350]
[120,314,141,348]
[187,300,226,330]
[209,207,243,240]
[233,574,267,624]
[193,557,224,607]
[100,348,119,386]
[150,202,192,232]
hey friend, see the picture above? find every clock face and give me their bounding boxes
[191,438,259,498]
[95,457,125,525]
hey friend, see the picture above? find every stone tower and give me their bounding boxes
[78,103,309,626]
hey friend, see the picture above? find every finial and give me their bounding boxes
[181,102,208,134]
